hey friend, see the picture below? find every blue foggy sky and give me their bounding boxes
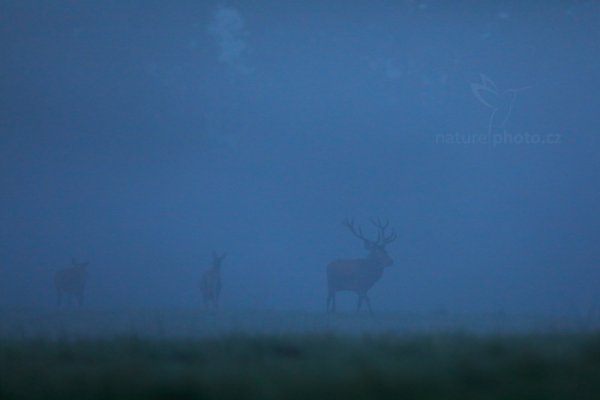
[1,1,599,314]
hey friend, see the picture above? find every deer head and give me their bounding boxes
[211,252,226,269]
[71,258,89,270]
[342,217,397,267]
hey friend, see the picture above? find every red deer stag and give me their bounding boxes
[200,252,226,309]
[54,258,88,306]
[327,218,397,313]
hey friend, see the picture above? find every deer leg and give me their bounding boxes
[364,295,373,314]
[327,288,337,313]
[331,291,336,313]
[357,295,364,312]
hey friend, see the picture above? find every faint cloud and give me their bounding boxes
[382,60,403,80]
[368,58,403,81]
[406,0,429,12]
[207,5,253,73]
[497,11,510,20]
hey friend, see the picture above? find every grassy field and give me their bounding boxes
[1,309,599,399]
[2,333,600,399]
[1,308,593,338]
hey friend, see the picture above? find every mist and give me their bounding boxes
[1,0,599,319]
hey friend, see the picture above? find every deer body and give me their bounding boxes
[327,219,396,313]
[327,258,384,293]
[54,259,88,306]
[200,252,226,309]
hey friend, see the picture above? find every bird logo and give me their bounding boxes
[471,74,530,136]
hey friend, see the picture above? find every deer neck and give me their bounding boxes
[366,253,384,267]
[357,256,383,288]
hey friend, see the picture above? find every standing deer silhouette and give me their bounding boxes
[54,258,88,307]
[200,252,226,310]
[327,218,396,313]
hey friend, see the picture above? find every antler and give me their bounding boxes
[371,218,397,246]
[342,217,376,246]
[343,217,397,247]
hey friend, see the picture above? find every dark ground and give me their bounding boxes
[1,309,600,399]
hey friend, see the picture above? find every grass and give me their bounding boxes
[2,333,600,399]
